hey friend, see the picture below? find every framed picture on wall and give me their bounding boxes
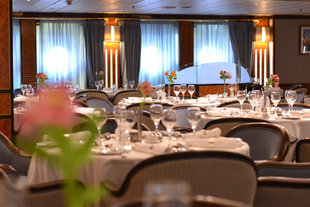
[301,26,310,54]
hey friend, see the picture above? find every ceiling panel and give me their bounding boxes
[12,0,310,15]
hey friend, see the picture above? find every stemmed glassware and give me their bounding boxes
[173,85,180,99]
[21,84,26,96]
[188,85,195,99]
[229,85,235,97]
[67,88,76,105]
[162,109,177,140]
[129,80,135,90]
[186,107,201,136]
[99,80,104,89]
[155,85,164,100]
[271,91,281,117]
[92,108,107,145]
[285,90,297,113]
[247,91,256,111]
[26,85,34,99]
[122,110,136,150]
[95,80,100,90]
[150,104,163,136]
[180,84,187,101]
[236,90,246,114]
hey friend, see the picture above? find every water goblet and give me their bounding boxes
[162,109,177,140]
[95,80,100,90]
[129,80,135,90]
[186,107,201,135]
[188,85,195,99]
[121,110,136,151]
[236,90,246,114]
[285,90,297,113]
[99,79,104,89]
[180,84,187,101]
[92,108,107,144]
[173,85,180,99]
[271,91,281,116]
[21,84,26,96]
[229,85,235,97]
[67,88,76,105]
[150,104,163,137]
[247,91,256,111]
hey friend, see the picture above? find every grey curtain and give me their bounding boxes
[228,22,255,83]
[83,20,105,88]
[120,21,141,87]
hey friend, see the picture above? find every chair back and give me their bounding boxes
[254,177,310,207]
[83,96,114,112]
[302,95,310,105]
[289,84,308,94]
[204,117,271,136]
[256,161,310,178]
[295,138,310,162]
[112,195,251,207]
[76,90,110,102]
[126,103,173,113]
[107,151,257,206]
[133,111,165,131]
[225,123,290,161]
[0,132,31,176]
[218,101,252,110]
[113,90,141,105]
[277,103,310,111]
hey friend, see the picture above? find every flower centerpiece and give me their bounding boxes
[219,70,232,97]
[165,71,177,97]
[35,72,50,90]
[266,74,280,90]
[95,71,104,80]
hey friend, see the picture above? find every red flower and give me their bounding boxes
[171,71,176,77]
[165,71,169,76]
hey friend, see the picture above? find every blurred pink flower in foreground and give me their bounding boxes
[20,88,75,137]
[137,81,154,96]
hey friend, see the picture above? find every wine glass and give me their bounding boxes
[99,79,104,89]
[121,110,136,151]
[129,80,135,90]
[188,85,195,99]
[143,180,191,207]
[26,85,34,100]
[247,91,256,111]
[95,80,100,90]
[229,85,235,97]
[186,107,201,135]
[92,108,107,140]
[271,91,281,114]
[21,84,26,96]
[162,109,177,139]
[150,104,163,136]
[180,84,187,101]
[67,88,76,105]
[285,90,297,112]
[173,85,180,99]
[236,90,246,114]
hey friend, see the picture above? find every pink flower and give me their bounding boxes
[19,88,76,137]
[99,71,104,76]
[137,81,154,96]
[36,73,48,80]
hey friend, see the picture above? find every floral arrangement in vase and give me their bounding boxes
[219,70,232,97]
[35,72,50,89]
[95,71,104,80]
[266,74,280,89]
[165,71,177,97]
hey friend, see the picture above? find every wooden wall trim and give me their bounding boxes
[179,21,194,69]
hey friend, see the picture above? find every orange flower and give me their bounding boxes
[165,71,169,76]
[171,71,176,77]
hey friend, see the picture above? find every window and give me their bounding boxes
[36,21,86,89]
[139,22,179,85]
[13,19,21,90]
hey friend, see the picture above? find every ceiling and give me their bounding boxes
[12,0,310,16]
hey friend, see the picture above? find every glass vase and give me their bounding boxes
[223,80,228,97]
[168,83,171,97]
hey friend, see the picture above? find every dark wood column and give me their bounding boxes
[0,0,13,138]
[179,21,194,69]
[21,19,37,84]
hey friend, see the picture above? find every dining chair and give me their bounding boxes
[126,102,173,113]
[295,138,310,162]
[104,151,257,206]
[111,195,251,207]
[256,161,310,178]
[218,100,252,110]
[76,90,111,102]
[112,90,141,105]
[133,110,165,131]
[225,122,291,161]
[277,102,310,111]
[171,104,206,129]
[204,117,271,136]
[289,84,308,94]
[254,177,310,207]
[0,131,31,176]
[83,96,114,112]
[302,95,310,105]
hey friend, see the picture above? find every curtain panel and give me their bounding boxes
[120,21,141,88]
[139,21,179,85]
[228,22,256,82]
[13,19,21,90]
[36,20,87,89]
[83,20,105,88]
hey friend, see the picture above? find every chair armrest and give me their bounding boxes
[289,137,298,145]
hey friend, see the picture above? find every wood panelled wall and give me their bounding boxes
[179,21,193,68]
[0,0,13,138]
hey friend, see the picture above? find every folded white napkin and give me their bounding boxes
[184,137,240,149]
[182,128,221,139]
[134,142,168,155]
[14,96,27,102]
[300,109,310,118]
[197,97,209,104]
[74,107,95,117]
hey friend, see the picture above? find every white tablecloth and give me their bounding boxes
[27,137,249,189]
